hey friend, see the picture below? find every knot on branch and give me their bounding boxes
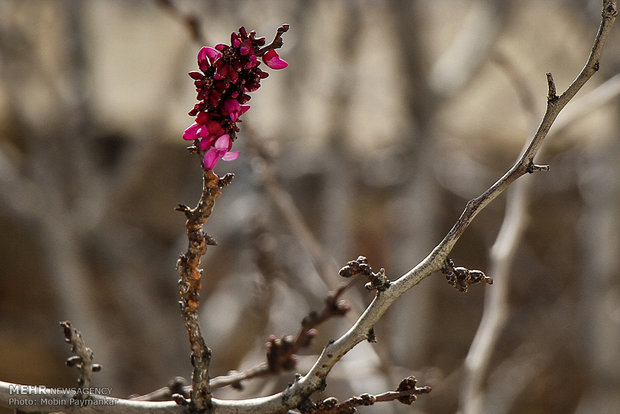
[603,1,618,18]
[442,258,493,292]
[339,256,391,291]
[526,160,550,174]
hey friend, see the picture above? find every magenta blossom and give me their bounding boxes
[262,50,288,69]
[203,134,240,170]
[183,25,288,170]
[223,99,250,122]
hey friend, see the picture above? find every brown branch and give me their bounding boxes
[59,321,101,398]
[300,377,431,413]
[175,169,233,411]
[423,0,617,271]
[257,24,290,55]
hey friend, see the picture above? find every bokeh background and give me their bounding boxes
[1,1,619,413]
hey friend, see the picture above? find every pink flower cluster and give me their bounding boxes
[183,26,288,169]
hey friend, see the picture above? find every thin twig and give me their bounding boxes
[302,376,431,413]
[59,321,101,398]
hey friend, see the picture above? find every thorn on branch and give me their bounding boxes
[546,72,558,102]
[175,203,190,213]
[527,161,550,174]
[367,327,377,343]
[442,258,493,292]
[218,172,235,187]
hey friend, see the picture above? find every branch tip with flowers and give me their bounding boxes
[176,25,289,411]
[183,25,288,170]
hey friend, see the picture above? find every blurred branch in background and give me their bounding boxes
[0,1,619,413]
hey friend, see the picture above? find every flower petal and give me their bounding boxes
[198,137,215,151]
[183,123,201,140]
[202,47,222,63]
[221,151,240,161]
[224,99,244,121]
[197,47,210,71]
[196,111,209,124]
[205,120,225,137]
[203,148,220,170]
[214,134,231,150]
[262,50,288,69]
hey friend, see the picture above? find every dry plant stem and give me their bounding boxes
[176,169,232,411]
[60,321,99,396]
[311,386,432,414]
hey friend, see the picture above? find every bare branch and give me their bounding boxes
[59,321,102,396]
[300,377,431,413]
[175,169,233,410]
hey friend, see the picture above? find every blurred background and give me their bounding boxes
[1,0,619,413]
